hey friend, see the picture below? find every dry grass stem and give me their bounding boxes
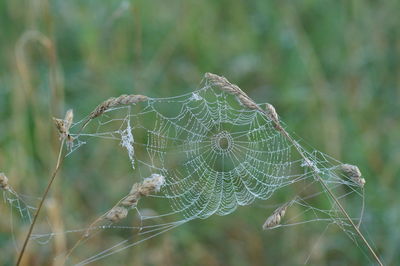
[16,140,66,266]
[262,202,291,229]
[340,164,365,188]
[45,198,67,265]
[0,172,9,190]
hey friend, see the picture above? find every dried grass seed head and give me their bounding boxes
[121,194,139,207]
[122,174,166,207]
[0,173,9,190]
[204,73,245,96]
[204,73,260,112]
[89,94,148,120]
[129,183,142,196]
[205,73,283,130]
[262,202,290,230]
[64,109,73,130]
[139,174,165,196]
[53,118,66,136]
[237,94,258,110]
[122,183,142,207]
[265,103,279,122]
[53,109,74,144]
[340,164,365,187]
[105,207,128,223]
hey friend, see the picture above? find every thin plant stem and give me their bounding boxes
[16,140,65,266]
[274,122,383,266]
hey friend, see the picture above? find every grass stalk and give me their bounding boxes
[16,140,65,266]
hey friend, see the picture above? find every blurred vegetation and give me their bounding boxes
[1,0,400,265]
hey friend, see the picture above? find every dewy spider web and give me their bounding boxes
[3,73,370,265]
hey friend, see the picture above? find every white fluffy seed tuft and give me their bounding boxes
[142,174,165,193]
[121,174,166,208]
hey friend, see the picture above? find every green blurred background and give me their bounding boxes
[1,0,399,265]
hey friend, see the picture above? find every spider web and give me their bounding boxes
[3,76,368,265]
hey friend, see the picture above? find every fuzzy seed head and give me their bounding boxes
[123,174,166,207]
[142,174,165,193]
[138,174,165,196]
[237,94,258,110]
[53,109,74,146]
[0,173,9,190]
[121,193,139,207]
[89,94,148,120]
[263,203,289,230]
[53,118,66,136]
[355,177,366,187]
[265,103,278,122]
[340,164,365,188]
[105,207,128,223]
[129,183,142,195]
[64,109,73,131]
[205,73,250,99]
